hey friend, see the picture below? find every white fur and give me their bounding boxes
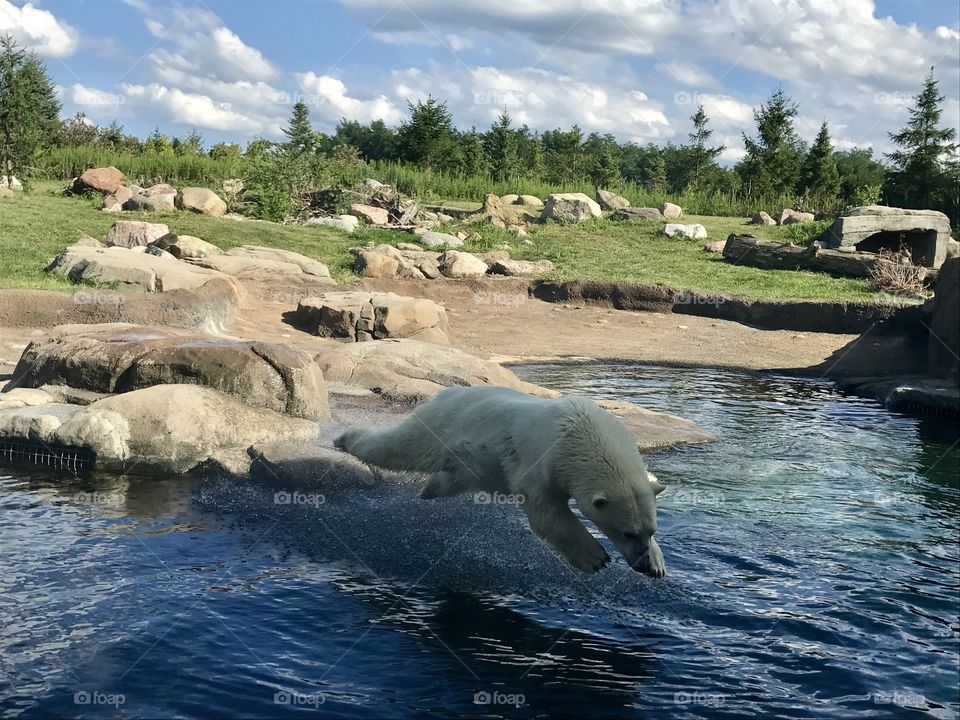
[335,386,666,577]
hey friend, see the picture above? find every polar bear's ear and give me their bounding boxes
[591,493,609,509]
[650,480,667,496]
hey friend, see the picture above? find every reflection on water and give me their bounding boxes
[1,363,958,719]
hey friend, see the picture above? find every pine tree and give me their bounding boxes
[884,68,958,209]
[484,112,521,183]
[459,129,487,178]
[686,105,725,189]
[397,96,458,171]
[144,127,173,156]
[525,133,546,180]
[736,87,804,197]
[645,150,668,194]
[283,101,315,155]
[0,35,60,180]
[797,121,840,211]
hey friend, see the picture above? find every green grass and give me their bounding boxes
[0,182,888,302]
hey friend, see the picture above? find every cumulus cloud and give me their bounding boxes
[296,72,405,125]
[0,0,78,57]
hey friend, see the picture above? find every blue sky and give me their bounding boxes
[4,0,959,161]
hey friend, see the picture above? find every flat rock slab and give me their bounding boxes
[296,291,451,344]
[612,207,664,222]
[820,205,952,268]
[0,384,317,475]
[46,243,223,292]
[7,323,329,420]
[594,399,717,450]
[191,245,333,281]
[313,337,556,403]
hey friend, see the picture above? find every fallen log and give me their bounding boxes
[721,234,938,285]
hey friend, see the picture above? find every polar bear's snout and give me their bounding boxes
[614,533,666,578]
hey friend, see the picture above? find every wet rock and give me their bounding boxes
[296,291,451,345]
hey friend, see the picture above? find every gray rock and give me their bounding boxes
[596,189,631,211]
[123,192,175,212]
[540,193,602,222]
[660,202,682,219]
[191,245,333,280]
[296,292,451,345]
[779,208,815,225]
[106,220,170,248]
[612,207,664,222]
[419,231,464,249]
[662,223,708,239]
[8,324,329,420]
[308,214,359,233]
[438,251,488,278]
[176,187,227,216]
[819,205,953,269]
[749,210,776,225]
[487,259,555,277]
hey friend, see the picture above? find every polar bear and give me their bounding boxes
[334,386,666,577]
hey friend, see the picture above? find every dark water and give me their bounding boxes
[1,364,958,719]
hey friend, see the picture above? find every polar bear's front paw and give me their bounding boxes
[566,537,612,574]
[334,428,362,452]
[644,539,666,579]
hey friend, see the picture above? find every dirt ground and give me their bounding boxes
[0,277,879,383]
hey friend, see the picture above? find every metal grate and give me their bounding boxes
[0,439,95,474]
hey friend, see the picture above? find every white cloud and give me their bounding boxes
[0,0,78,57]
[121,83,263,133]
[297,72,405,125]
[656,61,714,87]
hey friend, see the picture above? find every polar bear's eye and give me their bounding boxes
[623,532,640,540]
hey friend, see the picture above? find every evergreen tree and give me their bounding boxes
[524,133,546,180]
[459,129,487,178]
[483,112,521,182]
[736,87,805,197]
[644,149,668,194]
[834,148,887,204]
[283,101,316,155]
[144,127,173,156]
[397,96,458,171]
[797,121,840,211]
[583,132,621,188]
[542,126,585,184]
[0,35,60,180]
[685,105,725,189]
[174,130,204,156]
[884,68,958,210]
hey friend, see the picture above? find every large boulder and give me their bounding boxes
[314,338,554,403]
[7,324,329,420]
[1,175,23,192]
[191,245,333,281]
[819,205,953,269]
[106,220,170,248]
[74,167,124,195]
[500,194,520,205]
[928,257,959,381]
[124,192,175,212]
[465,193,507,228]
[176,187,227,216]
[515,195,544,207]
[595,189,631,211]
[150,233,222,259]
[438,251,488,278]
[356,250,400,279]
[540,193,602,222]
[487,259,555,277]
[779,208,815,225]
[0,385,316,474]
[660,202,682,219]
[612,207,664,222]
[46,243,221,292]
[662,223,708,239]
[102,186,133,211]
[349,203,390,225]
[296,292,451,345]
[749,211,776,226]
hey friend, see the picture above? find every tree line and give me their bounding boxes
[1,34,957,222]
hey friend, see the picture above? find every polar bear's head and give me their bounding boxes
[555,398,667,577]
